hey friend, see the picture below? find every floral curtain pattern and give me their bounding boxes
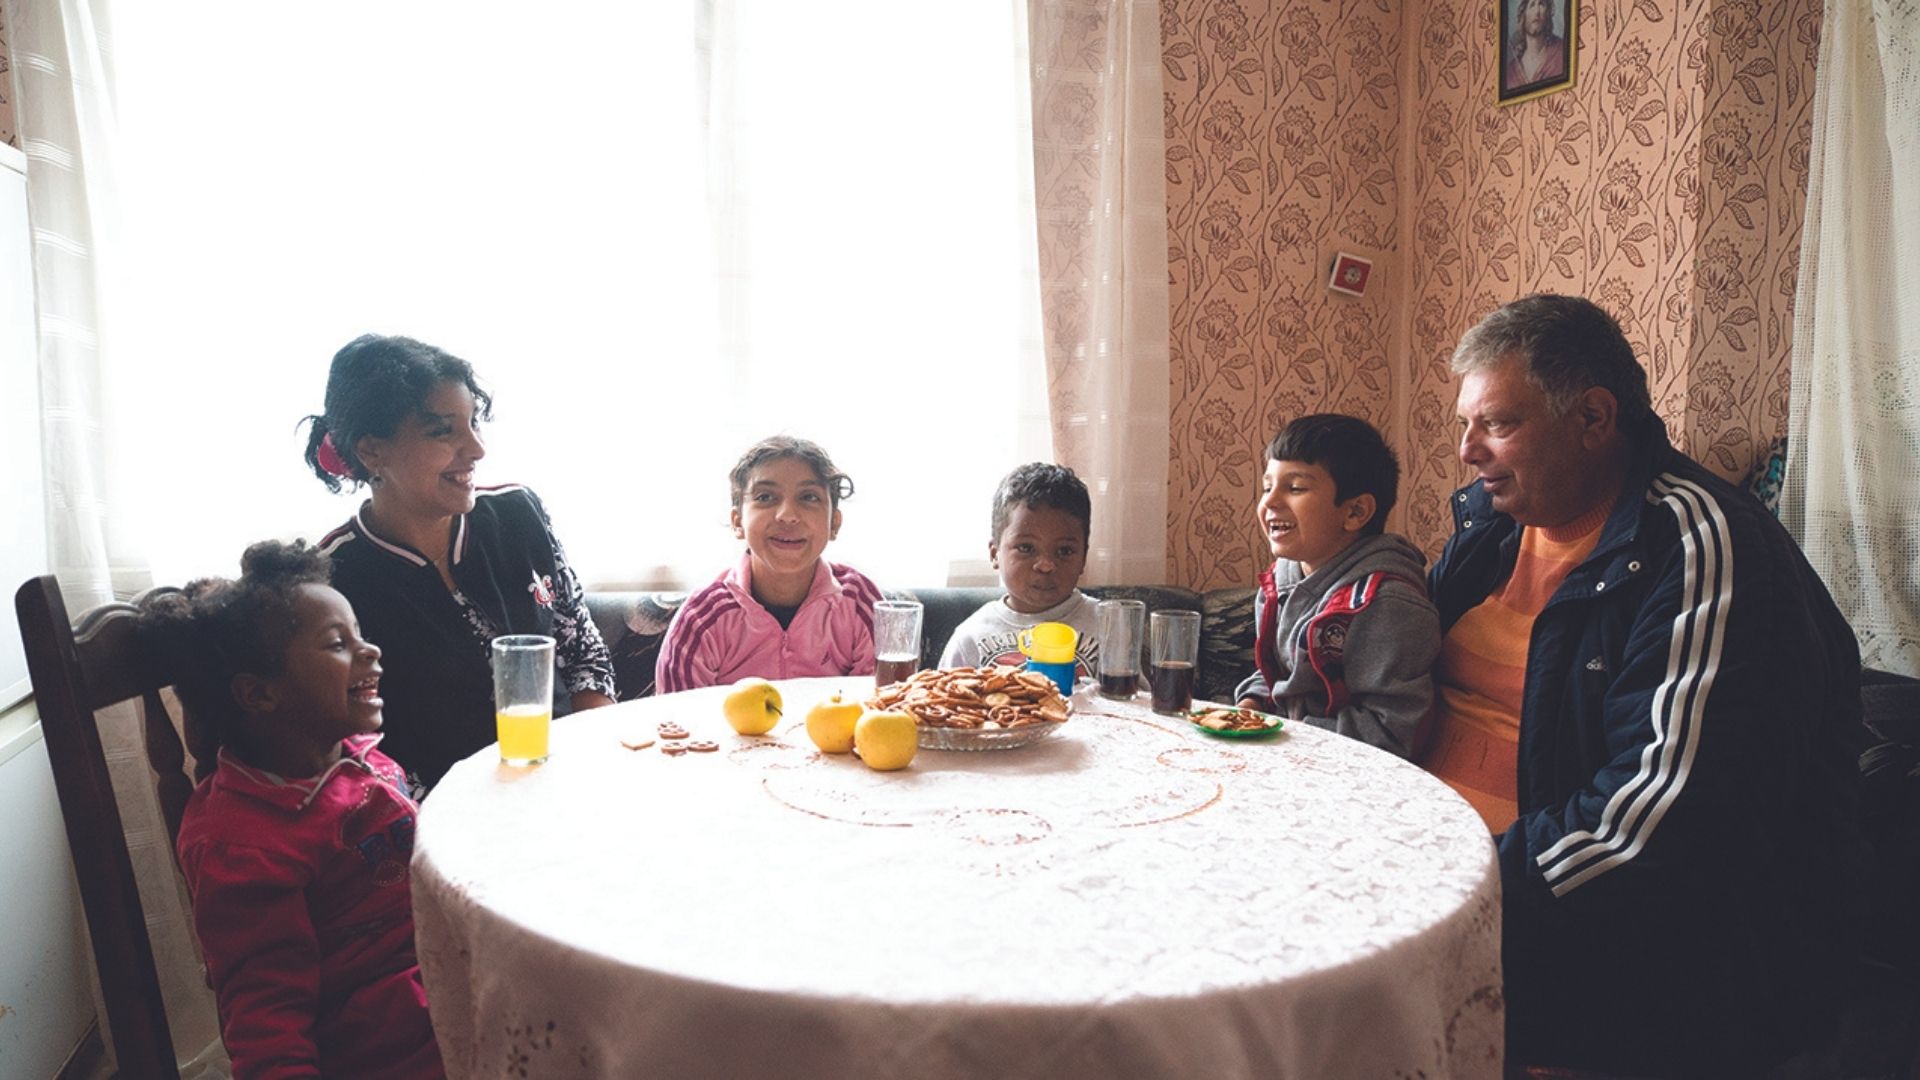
[1030,0,1173,587]
[1163,0,1404,589]
[1162,0,1821,586]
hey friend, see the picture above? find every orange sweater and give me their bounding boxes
[1422,501,1610,832]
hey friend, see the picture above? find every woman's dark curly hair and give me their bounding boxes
[138,541,333,780]
[728,435,855,512]
[301,334,494,493]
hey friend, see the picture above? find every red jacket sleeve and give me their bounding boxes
[181,840,325,1080]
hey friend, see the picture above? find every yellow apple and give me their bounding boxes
[853,709,918,771]
[722,678,783,735]
[805,692,863,754]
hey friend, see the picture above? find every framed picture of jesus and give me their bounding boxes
[1497,0,1577,106]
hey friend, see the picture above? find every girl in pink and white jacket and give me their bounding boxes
[655,436,883,694]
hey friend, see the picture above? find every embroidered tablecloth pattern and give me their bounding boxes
[412,677,1502,1079]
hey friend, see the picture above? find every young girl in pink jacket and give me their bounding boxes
[142,541,443,1080]
[654,436,883,693]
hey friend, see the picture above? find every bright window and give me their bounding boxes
[105,1,1047,590]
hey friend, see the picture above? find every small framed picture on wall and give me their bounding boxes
[1497,0,1577,106]
[1327,252,1373,297]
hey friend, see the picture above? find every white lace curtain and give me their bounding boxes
[10,1,1171,1069]
[25,1,1058,597]
[6,1,229,1074]
[5,0,137,608]
[18,1,1173,599]
[1028,0,1171,586]
[1782,0,1920,676]
[695,0,1053,588]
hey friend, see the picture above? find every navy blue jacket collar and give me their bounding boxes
[1436,423,1685,630]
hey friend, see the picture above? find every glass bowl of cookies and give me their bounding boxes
[866,666,1071,751]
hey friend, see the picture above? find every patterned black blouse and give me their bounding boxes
[319,485,614,790]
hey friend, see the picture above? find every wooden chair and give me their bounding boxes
[16,574,195,1080]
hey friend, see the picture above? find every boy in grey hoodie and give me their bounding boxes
[1232,415,1440,759]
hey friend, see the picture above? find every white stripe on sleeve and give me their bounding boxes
[1534,474,1732,896]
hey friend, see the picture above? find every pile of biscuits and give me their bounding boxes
[866,666,1070,730]
[621,723,718,755]
[1192,706,1280,732]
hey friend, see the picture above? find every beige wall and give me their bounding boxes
[1164,0,1820,588]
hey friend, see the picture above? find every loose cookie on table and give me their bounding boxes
[686,740,718,753]
[620,737,657,752]
[658,724,690,740]
[661,743,689,757]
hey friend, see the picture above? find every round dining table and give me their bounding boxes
[411,677,1503,1079]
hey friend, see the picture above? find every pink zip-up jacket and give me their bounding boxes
[654,552,882,694]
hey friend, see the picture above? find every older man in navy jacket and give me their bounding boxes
[1423,294,1864,1075]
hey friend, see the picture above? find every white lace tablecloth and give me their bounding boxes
[412,678,1503,1079]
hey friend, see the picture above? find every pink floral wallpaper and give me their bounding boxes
[1398,0,1820,558]
[1165,0,1820,588]
[1675,0,1818,480]
[1,5,17,149]
[1163,0,1405,590]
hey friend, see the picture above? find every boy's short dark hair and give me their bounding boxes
[1265,414,1400,536]
[991,463,1092,542]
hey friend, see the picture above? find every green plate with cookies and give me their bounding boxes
[1189,706,1284,738]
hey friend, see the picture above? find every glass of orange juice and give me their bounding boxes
[491,634,555,765]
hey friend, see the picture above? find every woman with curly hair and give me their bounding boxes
[304,335,613,791]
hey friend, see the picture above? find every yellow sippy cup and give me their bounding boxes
[1018,622,1078,695]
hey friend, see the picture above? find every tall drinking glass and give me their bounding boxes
[493,634,555,765]
[1095,599,1146,700]
[1149,610,1201,715]
[873,600,924,686]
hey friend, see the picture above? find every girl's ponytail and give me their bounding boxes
[136,541,333,780]
[138,583,234,782]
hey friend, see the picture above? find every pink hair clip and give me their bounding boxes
[317,431,353,478]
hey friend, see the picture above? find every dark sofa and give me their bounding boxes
[584,584,1258,704]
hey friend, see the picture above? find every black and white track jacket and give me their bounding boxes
[1431,427,1864,1073]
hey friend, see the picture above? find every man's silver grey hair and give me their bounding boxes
[1451,294,1655,434]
